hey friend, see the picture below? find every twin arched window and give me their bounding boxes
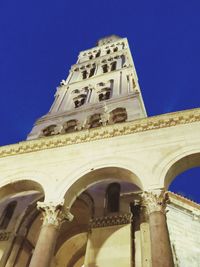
[98,88,111,102]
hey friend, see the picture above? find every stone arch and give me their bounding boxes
[0,171,46,200]
[158,148,200,189]
[0,188,44,266]
[55,233,87,267]
[53,155,148,205]
[62,166,143,208]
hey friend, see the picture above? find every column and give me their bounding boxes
[142,191,174,267]
[89,87,97,103]
[29,202,73,267]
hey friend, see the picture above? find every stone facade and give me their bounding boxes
[0,36,199,267]
[167,193,200,266]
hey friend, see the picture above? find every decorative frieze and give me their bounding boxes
[142,190,169,214]
[0,108,199,158]
[90,213,132,228]
[37,202,73,228]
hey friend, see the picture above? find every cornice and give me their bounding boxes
[0,108,199,158]
[168,191,200,210]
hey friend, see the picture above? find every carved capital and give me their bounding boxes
[37,202,74,228]
[142,190,169,215]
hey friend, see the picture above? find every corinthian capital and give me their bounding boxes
[141,190,169,215]
[37,202,74,228]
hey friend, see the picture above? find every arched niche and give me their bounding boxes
[63,166,143,208]
[164,152,200,189]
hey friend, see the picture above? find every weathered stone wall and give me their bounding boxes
[167,203,200,266]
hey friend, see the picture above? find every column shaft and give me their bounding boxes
[149,211,174,267]
[142,191,174,267]
[29,224,58,267]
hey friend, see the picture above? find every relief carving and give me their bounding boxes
[142,190,169,214]
[37,202,73,228]
[90,213,132,228]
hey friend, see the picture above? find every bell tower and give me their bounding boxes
[27,35,147,140]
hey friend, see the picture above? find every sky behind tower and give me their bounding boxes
[0,0,200,202]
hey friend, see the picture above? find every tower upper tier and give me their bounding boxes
[27,36,147,140]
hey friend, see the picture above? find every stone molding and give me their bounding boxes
[90,213,132,228]
[37,202,73,228]
[0,108,199,158]
[168,191,200,210]
[142,190,169,214]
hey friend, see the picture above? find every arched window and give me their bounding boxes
[121,55,126,67]
[63,120,78,133]
[72,89,80,94]
[82,70,87,79]
[105,183,121,213]
[89,66,96,77]
[42,125,57,136]
[113,47,118,52]
[0,201,17,229]
[110,108,127,123]
[98,88,111,101]
[89,113,102,128]
[107,49,111,54]
[102,64,108,73]
[111,61,117,71]
[96,51,101,58]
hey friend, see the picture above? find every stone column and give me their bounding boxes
[142,191,174,267]
[29,202,73,267]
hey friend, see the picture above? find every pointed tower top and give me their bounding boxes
[97,35,122,46]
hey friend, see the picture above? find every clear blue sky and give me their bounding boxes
[0,0,199,202]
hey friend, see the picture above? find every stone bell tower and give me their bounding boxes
[0,35,200,267]
[27,35,146,140]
